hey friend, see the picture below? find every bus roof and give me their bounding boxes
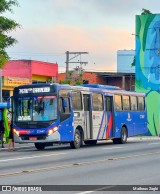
[81,84,121,90]
[14,83,145,97]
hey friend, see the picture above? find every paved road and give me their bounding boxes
[0,137,160,193]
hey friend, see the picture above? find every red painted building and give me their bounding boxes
[2,60,58,101]
[58,71,135,90]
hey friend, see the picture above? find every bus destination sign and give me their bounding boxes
[19,87,50,94]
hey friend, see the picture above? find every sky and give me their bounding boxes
[4,0,160,73]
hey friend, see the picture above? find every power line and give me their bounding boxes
[65,51,89,80]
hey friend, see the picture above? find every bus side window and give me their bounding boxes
[130,96,138,111]
[114,95,122,111]
[92,93,103,111]
[123,95,130,111]
[59,97,71,122]
[138,97,145,111]
[72,92,82,110]
[105,96,112,112]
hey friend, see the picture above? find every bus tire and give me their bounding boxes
[70,129,82,149]
[120,127,128,144]
[113,127,128,144]
[84,140,97,145]
[35,143,46,150]
[112,138,119,144]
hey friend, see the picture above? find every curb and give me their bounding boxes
[0,143,35,152]
[1,137,159,151]
[128,136,160,141]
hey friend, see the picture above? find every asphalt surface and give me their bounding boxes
[0,136,159,152]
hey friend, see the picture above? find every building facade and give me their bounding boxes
[58,71,135,91]
[2,60,58,101]
[117,50,135,73]
[135,14,160,136]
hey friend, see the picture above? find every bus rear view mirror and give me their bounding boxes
[7,96,12,113]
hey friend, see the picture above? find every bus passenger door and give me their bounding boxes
[83,94,92,139]
[105,96,113,138]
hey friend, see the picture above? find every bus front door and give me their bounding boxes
[83,94,92,139]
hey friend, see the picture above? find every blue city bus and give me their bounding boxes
[8,83,147,150]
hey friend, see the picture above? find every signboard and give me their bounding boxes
[19,87,50,94]
[4,77,31,86]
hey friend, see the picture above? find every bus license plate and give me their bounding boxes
[29,137,37,140]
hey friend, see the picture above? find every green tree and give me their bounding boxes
[131,56,136,66]
[0,0,20,68]
[141,8,152,15]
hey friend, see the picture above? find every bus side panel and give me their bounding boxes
[113,112,134,138]
[73,111,85,136]
[92,111,105,139]
[105,111,113,138]
[92,111,114,139]
[58,117,74,142]
[122,112,134,137]
[133,111,148,135]
[114,112,123,138]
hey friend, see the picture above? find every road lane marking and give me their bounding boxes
[102,146,122,150]
[77,191,93,194]
[0,152,66,163]
[107,151,160,161]
[148,142,160,145]
[1,151,160,178]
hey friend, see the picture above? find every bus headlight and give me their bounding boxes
[13,129,19,136]
[48,126,58,136]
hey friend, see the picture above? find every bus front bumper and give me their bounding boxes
[14,131,60,143]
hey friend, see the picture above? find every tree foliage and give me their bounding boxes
[131,56,136,67]
[0,0,20,68]
[141,8,152,15]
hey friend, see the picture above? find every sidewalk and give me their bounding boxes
[0,143,35,152]
[128,136,160,141]
[0,136,159,151]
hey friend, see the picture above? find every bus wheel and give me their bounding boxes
[35,143,46,150]
[120,127,128,144]
[84,140,97,145]
[113,127,127,144]
[112,138,119,144]
[70,129,82,149]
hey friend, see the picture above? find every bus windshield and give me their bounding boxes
[14,96,57,122]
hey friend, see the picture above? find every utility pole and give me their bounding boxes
[65,51,88,80]
[65,51,70,81]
